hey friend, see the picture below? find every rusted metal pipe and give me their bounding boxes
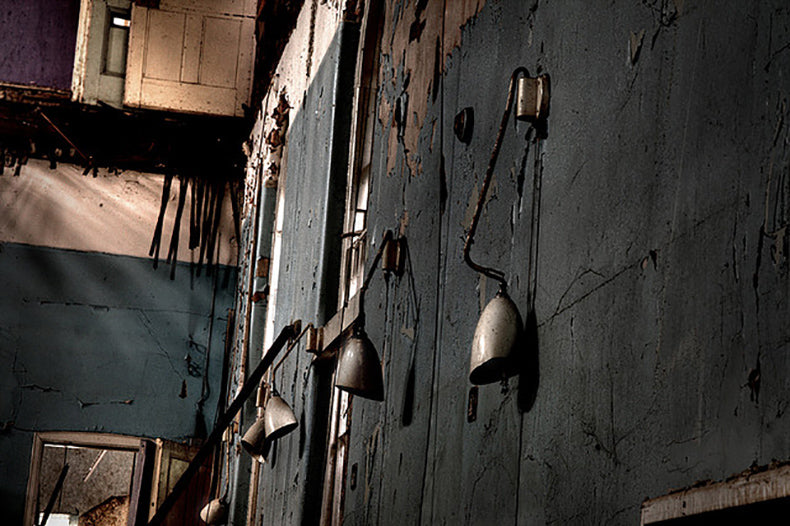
[271,322,314,373]
[35,108,90,163]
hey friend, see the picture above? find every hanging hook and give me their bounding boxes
[463,67,530,289]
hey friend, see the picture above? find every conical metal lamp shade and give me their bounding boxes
[335,329,384,401]
[199,498,228,525]
[241,416,269,463]
[263,394,298,441]
[469,290,522,385]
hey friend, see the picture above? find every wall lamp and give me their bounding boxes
[240,413,270,464]
[335,230,403,401]
[199,423,234,525]
[150,323,299,526]
[464,67,547,385]
[199,498,228,525]
[241,323,313,463]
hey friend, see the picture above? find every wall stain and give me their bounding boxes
[20,384,60,393]
[748,357,761,403]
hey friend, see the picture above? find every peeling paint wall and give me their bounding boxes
[227,1,356,523]
[379,0,486,177]
[255,21,359,524]
[0,160,236,522]
[241,0,790,524]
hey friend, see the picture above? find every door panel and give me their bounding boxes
[125,0,255,116]
[147,439,212,526]
[144,10,184,82]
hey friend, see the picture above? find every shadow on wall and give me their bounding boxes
[0,160,238,268]
[518,308,540,413]
[0,244,234,435]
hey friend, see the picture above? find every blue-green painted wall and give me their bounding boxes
[0,243,235,522]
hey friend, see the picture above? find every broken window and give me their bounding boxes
[24,432,140,526]
[24,432,211,526]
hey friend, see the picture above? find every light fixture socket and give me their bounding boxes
[255,385,266,407]
[454,107,474,144]
[515,75,550,122]
[305,326,323,354]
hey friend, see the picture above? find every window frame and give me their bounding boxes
[641,463,790,524]
[23,431,142,526]
[319,2,385,525]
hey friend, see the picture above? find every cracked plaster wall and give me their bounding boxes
[0,162,237,523]
[242,0,790,524]
[220,2,350,523]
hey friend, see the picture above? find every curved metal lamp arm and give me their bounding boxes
[463,67,530,289]
[271,322,314,373]
[357,229,394,330]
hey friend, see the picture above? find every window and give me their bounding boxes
[24,432,211,526]
[72,0,134,107]
[24,432,141,526]
[103,8,131,76]
[320,2,384,525]
[641,464,790,525]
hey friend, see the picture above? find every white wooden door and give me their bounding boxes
[124,0,256,117]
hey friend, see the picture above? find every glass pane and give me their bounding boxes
[105,26,130,76]
[355,165,370,211]
[112,16,131,28]
[353,211,366,233]
[37,513,76,526]
[38,445,135,522]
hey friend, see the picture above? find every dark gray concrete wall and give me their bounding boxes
[363,1,790,524]
[248,0,790,524]
[0,243,235,522]
[0,0,81,89]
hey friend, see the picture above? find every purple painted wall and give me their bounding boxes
[0,0,80,90]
